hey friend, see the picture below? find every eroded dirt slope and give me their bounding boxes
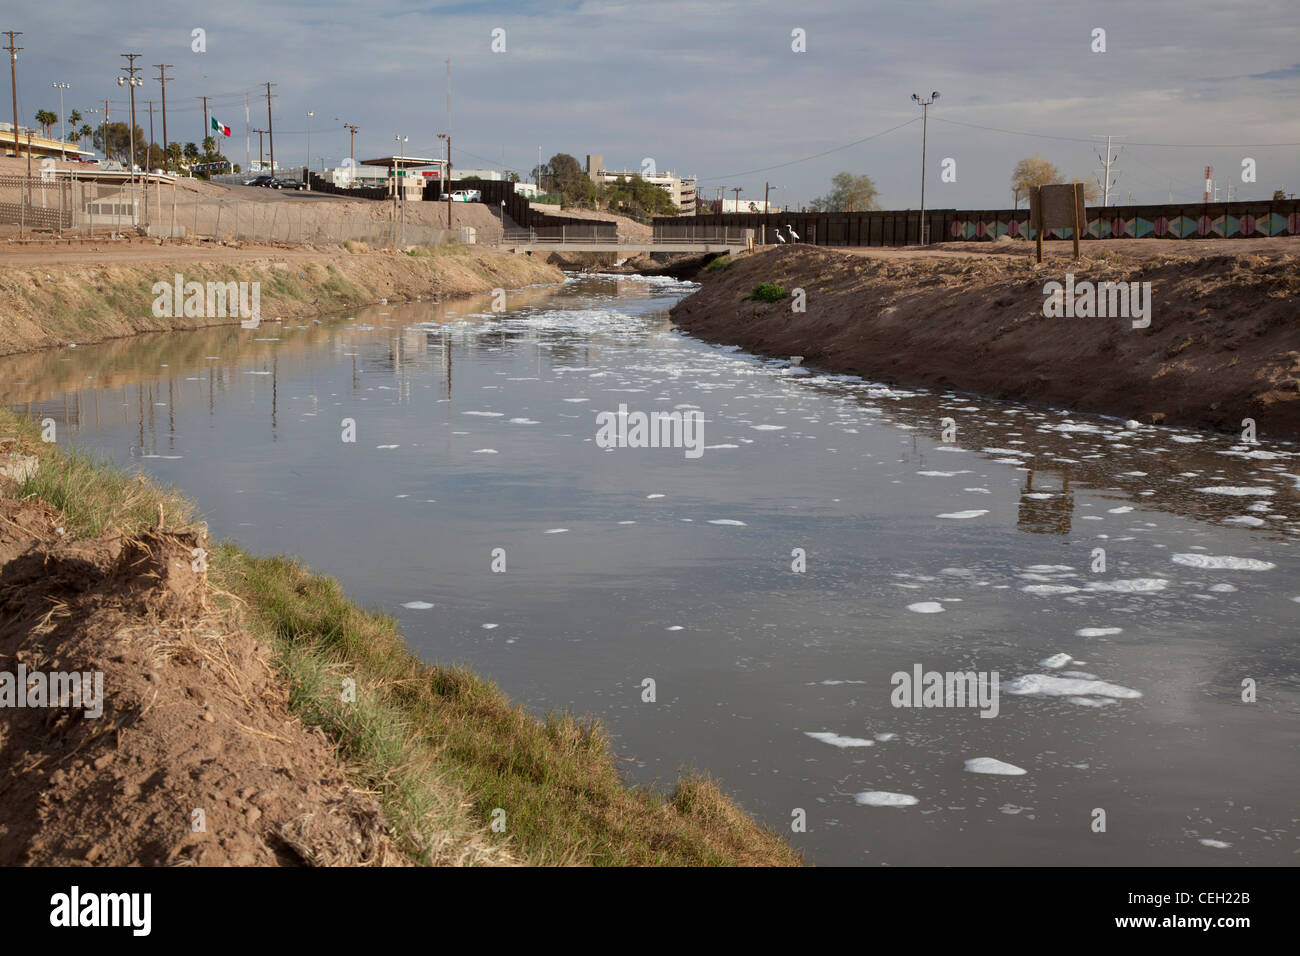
[672,244,1300,438]
[0,494,404,866]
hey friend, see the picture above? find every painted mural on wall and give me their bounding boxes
[951,210,1300,240]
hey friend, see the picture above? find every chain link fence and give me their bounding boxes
[0,174,454,248]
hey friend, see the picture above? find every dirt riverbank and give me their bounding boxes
[0,238,563,356]
[671,241,1300,438]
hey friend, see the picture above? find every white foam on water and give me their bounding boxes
[1196,486,1274,496]
[964,487,991,494]
[750,424,785,431]
[1007,674,1142,699]
[482,623,498,630]
[1171,554,1275,571]
[665,625,684,631]
[1107,506,1134,514]
[906,601,945,613]
[917,470,972,477]
[965,757,1027,776]
[472,448,498,454]
[1075,627,1123,637]
[1061,670,1098,679]
[1085,578,1168,593]
[544,528,568,534]
[1198,839,1232,848]
[1022,584,1081,595]
[708,519,747,526]
[509,418,540,425]
[1040,653,1072,669]
[1067,696,1113,707]
[1208,583,1238,593]
[1024,493,1054,499]
[854,791,918,807]
[874,733,897,742]
[937,510,988,519]
[376,444,400,449]
[402,601,434,610]
[1224,516,1266,527]
[805,732,874,748]
[646,494,665,499]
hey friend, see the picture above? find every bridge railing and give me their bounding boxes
[499,229,749,246]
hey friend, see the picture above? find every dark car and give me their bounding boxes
[246,176,276,188]
[274,177,305,191]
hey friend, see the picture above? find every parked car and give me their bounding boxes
[274,177,305,191]
[449,189,481,202]
[245,176,276,188]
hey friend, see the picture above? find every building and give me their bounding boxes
[585,154,696,216]
[719,198,777,214]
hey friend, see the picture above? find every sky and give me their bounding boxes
[10,0,1300,208]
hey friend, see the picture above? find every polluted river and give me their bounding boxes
[6,273,1297,866]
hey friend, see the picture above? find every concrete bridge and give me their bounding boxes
[498,231,749,255]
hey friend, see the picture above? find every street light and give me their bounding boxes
[306,111,313,189]
[911,90,940,245]
[51,81,69,158]
[394,133,407,247]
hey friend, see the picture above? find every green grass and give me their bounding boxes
[747,282,788,302]
[704,255,737,273]
[2,407,801,868]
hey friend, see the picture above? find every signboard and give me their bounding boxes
[192,160,232,173]
[1030,182,1086,261]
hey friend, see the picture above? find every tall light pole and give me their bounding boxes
[439,131,452,229]
[305,111,313,188]
[52,82,69,158]
[911,90,940,245]
[394,133,407,247]
[763,182,777,244]
[118,54,144,220]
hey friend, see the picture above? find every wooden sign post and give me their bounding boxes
[1030,182,1087,263]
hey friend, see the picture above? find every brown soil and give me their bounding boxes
[672,242,1300,438]
[0,239,563,356]
[0,493,405,866]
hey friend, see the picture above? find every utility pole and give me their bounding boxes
[731,186,742,210]
[99,99,110,160]
[4,31,21,160]
[198,94,209,148]
[1204,165,1213,203]
[252,128,266,168]
[1096,135,1122,206]
[118,53,143,219]
[144,99,156,169]
[344,123,358,172]
[439,132,452,229]
[154,64,172,171]
[264,82,276,172]
[52,81,69,158]
[305,111,313,187]
[911,91,940,245]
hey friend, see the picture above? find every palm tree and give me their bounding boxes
[201,135,215,159]
[34,109,58,137]
[183,142,199,165]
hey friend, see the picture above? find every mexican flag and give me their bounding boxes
[211,116,231,137]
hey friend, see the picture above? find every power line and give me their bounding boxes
[699,117,921,182]
[933,116,1300,148]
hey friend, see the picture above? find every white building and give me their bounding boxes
[720,198,777,213]
[585,154,696,216]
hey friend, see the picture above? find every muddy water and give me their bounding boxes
[7,274,1298,866]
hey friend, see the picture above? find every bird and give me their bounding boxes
[775,231,786,243]
[787,225,800,241]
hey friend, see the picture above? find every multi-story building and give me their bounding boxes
[585,154,696,216]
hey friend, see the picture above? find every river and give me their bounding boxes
[6,273,1297,866]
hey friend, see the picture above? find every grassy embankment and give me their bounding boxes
[2,407,799,867]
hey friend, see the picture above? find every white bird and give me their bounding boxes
[775,230,786,243]
[787,225,800,241]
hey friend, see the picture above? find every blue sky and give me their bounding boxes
[13,0,1300,207]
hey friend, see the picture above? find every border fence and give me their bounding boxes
[655,199,1300,246]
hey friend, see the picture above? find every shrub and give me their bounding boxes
[748,283,788,302]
